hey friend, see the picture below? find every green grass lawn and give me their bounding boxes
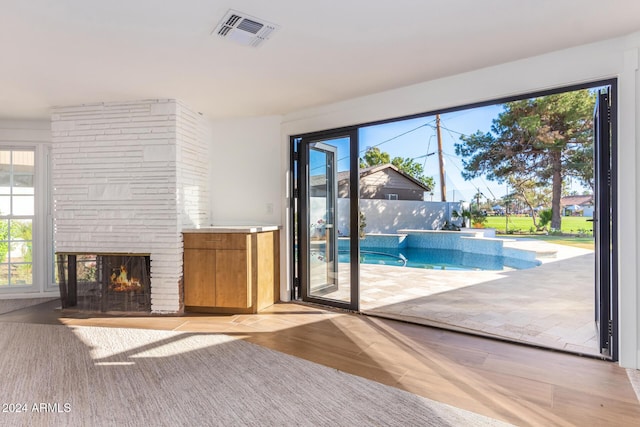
[478,215,595,249]
[482,215,593,234]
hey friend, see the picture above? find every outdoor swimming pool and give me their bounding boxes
[329,230,543,271]
[339,247,539,271]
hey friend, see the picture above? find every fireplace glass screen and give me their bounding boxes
[56,253,151,313]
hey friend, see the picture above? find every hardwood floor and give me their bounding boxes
[1,300,639,426]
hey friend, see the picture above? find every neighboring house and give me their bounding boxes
[310,164,432,200]
[561,195,594,217]
[347,164,432,200]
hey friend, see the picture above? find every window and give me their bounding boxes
[0,150,34,287]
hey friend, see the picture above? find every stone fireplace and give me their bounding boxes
[51,99,210,313]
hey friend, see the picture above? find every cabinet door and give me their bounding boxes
[184,249,216,307]
[215,249,250,308]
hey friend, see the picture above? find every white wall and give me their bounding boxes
[209,116,282,226]
[0,120,51,143]
[0,120,54,299]
[281,32,640,368]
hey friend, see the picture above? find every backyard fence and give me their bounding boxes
[324,198,463,235]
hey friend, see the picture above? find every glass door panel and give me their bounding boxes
[308,143,339,297]
[299,132,358,311]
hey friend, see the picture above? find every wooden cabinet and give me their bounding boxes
[183,229,279,313]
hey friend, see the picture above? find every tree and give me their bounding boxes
[508,177,551,230]
[11,220,32,262]
[472,189,484,210]
[454,90,595,230]
[359,147,389,168]
[360,147,435,190]
[390,157,435,189]
[0,220,7,263]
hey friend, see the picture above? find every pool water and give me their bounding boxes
[340,248,538,271]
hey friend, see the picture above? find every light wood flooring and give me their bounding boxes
[1,300,639,426]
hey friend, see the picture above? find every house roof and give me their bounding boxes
[2,2,640,120]
[311,164,431,192]
[560,195,594,207]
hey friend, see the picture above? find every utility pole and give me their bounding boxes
[436,114,446,201]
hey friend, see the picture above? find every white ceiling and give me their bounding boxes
[2,0,640,120]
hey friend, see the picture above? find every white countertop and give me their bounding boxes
[182,225,280,234]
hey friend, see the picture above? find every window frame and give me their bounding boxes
[0,144,53,295]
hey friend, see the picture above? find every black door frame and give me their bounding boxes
[594,84,618,360]
[292,128,360,311]
[289,79,618,359]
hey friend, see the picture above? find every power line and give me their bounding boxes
[310,120,437,173]
[441,151,495,201]
[438,117,501,201]
[426,122,467,137]
[479,176,498,200]
[311,116,484,181]
[363,120,436,152]
[422,135,434,170]
[320,120,437,170]
[306,112,510,204]
[442,152,466,173]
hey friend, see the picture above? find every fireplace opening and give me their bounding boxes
[56,253,151,313]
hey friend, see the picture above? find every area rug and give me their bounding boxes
[0,322,511,426]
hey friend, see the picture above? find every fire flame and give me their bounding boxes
[110,265,142,292]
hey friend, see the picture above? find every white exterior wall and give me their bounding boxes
[52,99,209,313]
[280,33,640,368]
[358,200,461,234]
[329,199,461,235]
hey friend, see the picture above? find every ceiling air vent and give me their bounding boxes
[213,10,280,48]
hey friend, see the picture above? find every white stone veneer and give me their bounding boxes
[51,100,209,313]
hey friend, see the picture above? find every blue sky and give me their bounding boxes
[358,104,505,203]
[311,96,593,204]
